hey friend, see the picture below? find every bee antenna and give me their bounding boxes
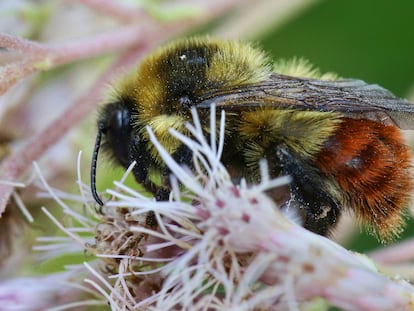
[91,124,104,207]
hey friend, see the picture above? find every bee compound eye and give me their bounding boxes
[108,109,130,133]
[105,108,133,167]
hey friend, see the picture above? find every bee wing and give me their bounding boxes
[197,73,414,129]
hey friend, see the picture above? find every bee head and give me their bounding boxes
[91,100,134,206]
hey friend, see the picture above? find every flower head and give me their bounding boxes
[38,107,414,310]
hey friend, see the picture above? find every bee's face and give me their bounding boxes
[91,37,414,242]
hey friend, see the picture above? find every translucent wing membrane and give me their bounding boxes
[197,74,414,129]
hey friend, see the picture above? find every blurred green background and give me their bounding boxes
[261,0,414,98]
[257,0,414,251]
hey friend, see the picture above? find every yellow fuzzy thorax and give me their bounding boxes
[237,109,341,166]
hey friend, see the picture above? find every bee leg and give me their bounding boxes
[155,187,171,201]
[140,144,193,228]
[126,135,161,228]
[172,144,194,168]
[139,186,171,228]
[275,145,341,236]
[160,144,194,190]
[129,135,151,185]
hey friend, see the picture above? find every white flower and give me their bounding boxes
[39,106,414,310]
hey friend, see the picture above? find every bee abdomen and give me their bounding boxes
[315,118,412,241]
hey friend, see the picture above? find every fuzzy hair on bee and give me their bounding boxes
[91,37,414,242]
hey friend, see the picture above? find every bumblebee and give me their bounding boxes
[91,37,414,241]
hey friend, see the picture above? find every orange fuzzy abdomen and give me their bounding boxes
[315,118,412,240]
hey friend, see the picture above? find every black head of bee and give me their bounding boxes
[90,99,135,206]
